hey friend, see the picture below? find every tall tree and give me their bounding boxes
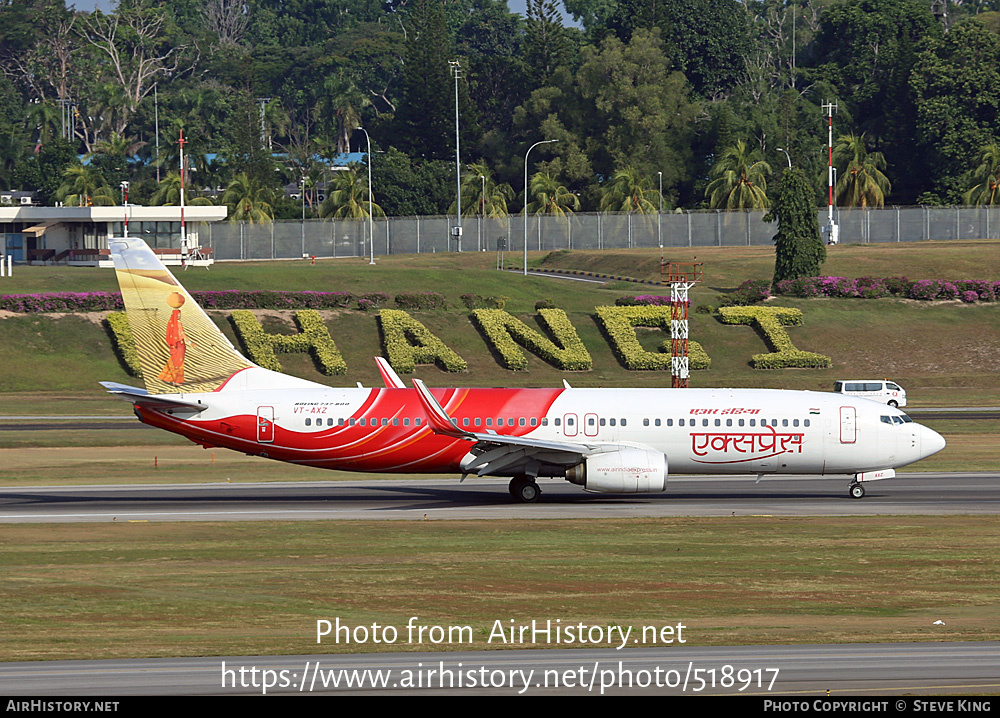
[705,140,772,209]
[833,133,891,207]
[599,166,660,213]
[767,168,825,287]
[963,143,1000,206]
[524,0,572,88]
[394,0,453,160]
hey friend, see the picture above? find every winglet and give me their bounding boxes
[411,378,474,440]
[375,357,406,389]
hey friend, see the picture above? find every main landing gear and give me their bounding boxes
[509,475,541,503]
[849,482,865,499]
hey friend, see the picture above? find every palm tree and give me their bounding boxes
[151,172,216,206]
[705,140,772,209]
[319,166,384,220]
[833,133,891,208]
[222,173,275,223]
[54,165,116,206]
[963,143,1000,206]
[448,161,514,217]
[526,170,579,216]
[599,166,659,214]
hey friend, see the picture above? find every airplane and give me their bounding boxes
[101,236,946,503]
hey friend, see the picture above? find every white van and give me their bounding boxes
[834,380,907,407]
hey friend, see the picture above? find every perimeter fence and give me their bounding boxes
[202,206,1000,261]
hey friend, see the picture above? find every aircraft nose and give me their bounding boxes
[919,424,946,459]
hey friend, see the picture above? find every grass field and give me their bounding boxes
[2,517,998,662]
[1,242,998,668]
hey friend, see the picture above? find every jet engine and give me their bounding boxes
[564,448,667,493]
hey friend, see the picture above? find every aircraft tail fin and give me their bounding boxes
[109,237,254,394]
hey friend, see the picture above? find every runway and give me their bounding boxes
[1,642,997,695]
[0,472,997,523]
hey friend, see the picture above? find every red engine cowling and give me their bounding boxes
[565,448,667,493]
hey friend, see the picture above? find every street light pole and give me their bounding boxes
[776,147,792,168]
[300,174,306,257]
[449,60,462,252]
[357,126,375,265]
[523,139,558,276]
[657,171,663,249]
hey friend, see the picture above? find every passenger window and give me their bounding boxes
[566,418,573,426]
[667,419,673,426]
[782,419,788,427]
[415,418,421,426]
[350,418,356,426]
[519,418,526,426]
[738,419,745,427]
[749,419,756,427]
[305,418,311,426]
[643,418,649,427]
[588,417,596,426]
[463,418,469,427]
[600,418,606,426]
[555,418,561,427]
[609,418,616,427]
[541,418,548,426]
[655,419,661,427]
[621,419,627,427]
[474,418,480,426]
[486,418,493,426]
[804,419,810,427]
[530,418,537,427]
[404,418,410,426]
[702,419,709,427]
[715,419,721,427]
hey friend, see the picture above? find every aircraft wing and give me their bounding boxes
[411,378,606,477]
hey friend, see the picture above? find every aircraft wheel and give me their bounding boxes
[849,483,865,499]
[510,477,540,503]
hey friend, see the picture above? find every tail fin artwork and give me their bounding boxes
[109,237,254,394]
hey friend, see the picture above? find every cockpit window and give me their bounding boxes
[892,416,904,425]
[880,416,892,424]
[900,414,913,423]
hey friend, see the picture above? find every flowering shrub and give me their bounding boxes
[594,306,710,371]
[471,308,592,371]
[1,290,360,313]
[719,279,771,306]
[718,306,832,370]
[394,292,447,310]
[614,295,673,306]
[377,309,467,373]
[460,293,508,310]
[774,276,999,303]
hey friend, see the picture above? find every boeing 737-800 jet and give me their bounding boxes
[101,237,945,502]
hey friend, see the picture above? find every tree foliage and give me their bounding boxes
[766,168,825,288]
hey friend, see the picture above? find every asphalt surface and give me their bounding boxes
[0,472,997,522]
[1,642,997,696]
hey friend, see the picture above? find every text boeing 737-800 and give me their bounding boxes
[101,237,945,502]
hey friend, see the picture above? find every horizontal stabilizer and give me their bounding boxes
[100,381,207,412]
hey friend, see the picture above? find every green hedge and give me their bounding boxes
[377,309,468,373]
[471,308,593,371]
[105,312,142,378]
[230,310,347,375]
[594,306,711,371]
[718,306,832,369]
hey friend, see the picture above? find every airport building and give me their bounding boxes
[0,204,228,267]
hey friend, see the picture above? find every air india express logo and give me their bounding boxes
[688,409,804,464]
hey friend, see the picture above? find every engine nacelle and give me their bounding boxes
[565,448,667,493]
